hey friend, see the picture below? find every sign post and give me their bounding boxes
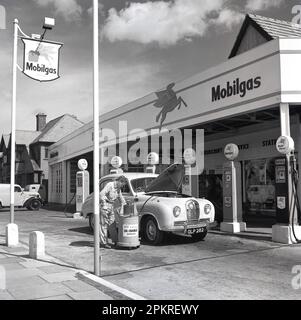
[93,0,100,277]
[7,18,61,247]
[10,19,18,226]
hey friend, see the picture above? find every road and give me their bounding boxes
[0,208,301,300]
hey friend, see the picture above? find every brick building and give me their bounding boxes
[0,113,84,200]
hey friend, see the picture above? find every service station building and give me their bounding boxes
[48,14,301,243]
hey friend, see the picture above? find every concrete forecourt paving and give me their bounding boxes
[1,208,301,300]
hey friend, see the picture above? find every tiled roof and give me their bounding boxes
[249,14,301,38]
[31,114,84,144]
[229,14,301,58]
[31,115,64,144]
[15,131,40,146]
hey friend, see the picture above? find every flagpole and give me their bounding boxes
[10,18,18,225]
[93,0,100,276]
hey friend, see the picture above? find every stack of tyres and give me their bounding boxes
[117,203,140,249]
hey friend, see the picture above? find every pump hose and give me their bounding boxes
[63,191,76,218]
[290,157,301,243]
[138,195,155,216]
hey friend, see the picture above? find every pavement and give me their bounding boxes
[0,242,133,300]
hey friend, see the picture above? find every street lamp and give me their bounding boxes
[7,18,55,247]
[43,17,55,30]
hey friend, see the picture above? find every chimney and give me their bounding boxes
[36,113,47,131]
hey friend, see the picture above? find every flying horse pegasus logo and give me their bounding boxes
[153,83,187,129]
[28,43,56,63]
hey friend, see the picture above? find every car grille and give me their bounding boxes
[186,200,200,222]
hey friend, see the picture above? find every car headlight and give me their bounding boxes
[204,204,211,215]
[173,206,181,217]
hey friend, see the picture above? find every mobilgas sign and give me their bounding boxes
[212,77,261,102]
[21,38,63,82]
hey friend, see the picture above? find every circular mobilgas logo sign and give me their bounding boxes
[78,159,88,171]
[224,144,239,161]
[276,136,295,155]
[111,156,122,168]
[147,152,159,165]
[183,148,196,165]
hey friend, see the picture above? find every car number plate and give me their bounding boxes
[186,227,204,235]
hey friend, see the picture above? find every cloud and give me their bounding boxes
[102,0,230,46]
[102,0,286,46]
[246,0,284,11]
[212,9,244,30]
[33,0,82,21]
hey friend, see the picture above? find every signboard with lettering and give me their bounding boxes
[123,224,138,237]
[22,38,63,82]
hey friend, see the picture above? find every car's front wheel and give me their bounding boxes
[27,198,41,211]
[191,227,208,242]
[142,216,164,245]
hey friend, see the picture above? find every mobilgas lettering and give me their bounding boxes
[212,77,262,102]
[26,62,57,76]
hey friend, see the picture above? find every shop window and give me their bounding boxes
[51,163,63,195]
[70,161,78,193]
[244,158,276,215]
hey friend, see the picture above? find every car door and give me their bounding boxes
[14,186,24,206]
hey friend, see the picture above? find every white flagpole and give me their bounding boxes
[93,0,100,276]
[10,18,18,224]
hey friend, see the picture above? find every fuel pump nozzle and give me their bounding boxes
[290,153,299,182]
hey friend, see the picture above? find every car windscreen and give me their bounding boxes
[131,178,157,193]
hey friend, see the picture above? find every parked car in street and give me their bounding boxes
[0,183,43,210]
[81,164,215,244]
[24,184,47,205]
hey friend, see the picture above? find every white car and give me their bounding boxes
[0,183,42,210]
[24,184,47,204]
[81,164,215,244]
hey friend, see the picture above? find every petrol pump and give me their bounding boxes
[110,156,123,174]
[220,144,246,233]
[272,135,301,244]
[75,159,89,216]
[146,152,159,173]
[182,148,196,196]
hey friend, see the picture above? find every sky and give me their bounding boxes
[0,0,299,137]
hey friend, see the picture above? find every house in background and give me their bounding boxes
[0,113,84,200]
[0,134,10,183]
